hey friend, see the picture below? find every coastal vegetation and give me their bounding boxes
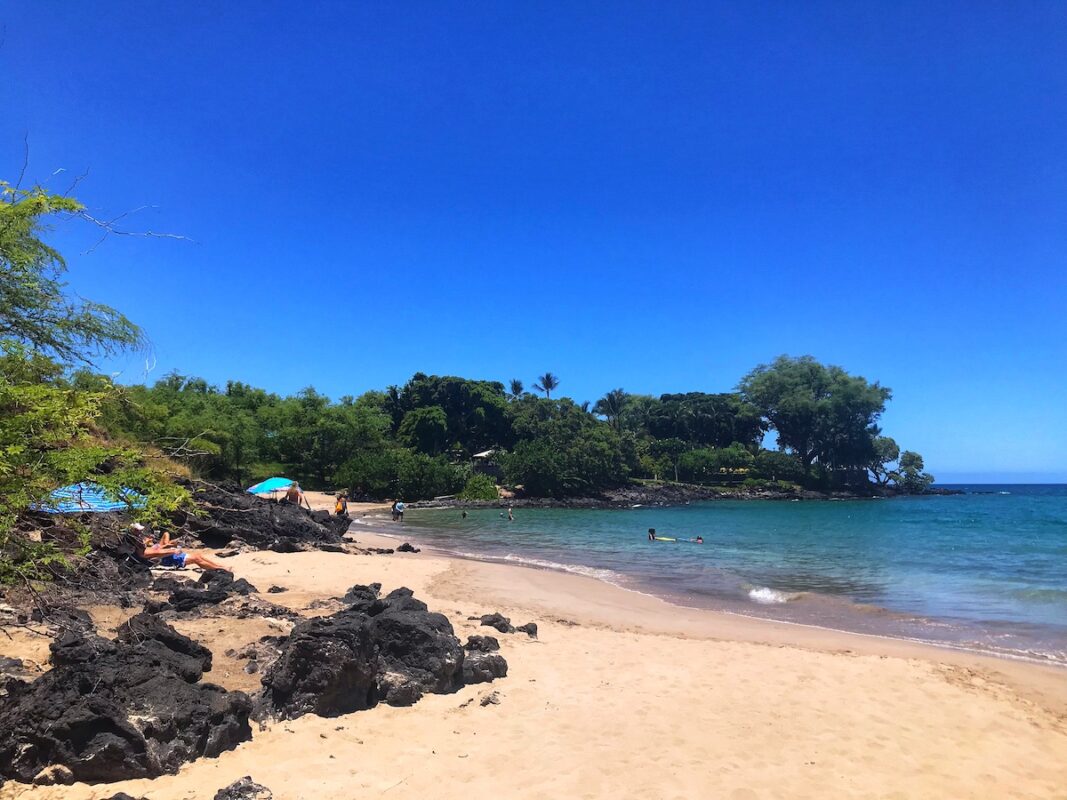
[1,176,936,565]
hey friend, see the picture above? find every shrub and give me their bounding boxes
[459,473,498,501]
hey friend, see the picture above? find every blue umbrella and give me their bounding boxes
[33,482,146,514]
[246,477,297,494]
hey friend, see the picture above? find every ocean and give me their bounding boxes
[370,485,1067,666]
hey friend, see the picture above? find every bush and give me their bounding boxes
[752,450,806,483]
[459,473,499,501]
[334,448,465,500]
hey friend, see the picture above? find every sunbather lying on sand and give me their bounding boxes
[136,530,227,571]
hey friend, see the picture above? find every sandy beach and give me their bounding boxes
[2,501,1065,800]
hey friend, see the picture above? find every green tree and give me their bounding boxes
[1,184,143,363]
[533,372,560,399]
[740,355,890,479]
[868,436,900,485]
[593,388,628,430]
[650,437,687,482]
[752,450,805,483]
[895,450,934,493]
[508,379,524,398]
[398,405,449,455]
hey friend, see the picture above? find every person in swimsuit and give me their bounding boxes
[283,481,312,510]
[648,528,657,541]
[138,530,227,571]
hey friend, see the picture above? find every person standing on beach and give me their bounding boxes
[334,493,348,517]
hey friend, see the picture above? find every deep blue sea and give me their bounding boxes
[372,485,1067,665]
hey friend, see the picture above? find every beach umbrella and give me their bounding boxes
[32,482,147,514]
[246,477,297,495]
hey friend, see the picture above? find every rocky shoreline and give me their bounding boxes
[409,482,962,510]
[0,483,512,793]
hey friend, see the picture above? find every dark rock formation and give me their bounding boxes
[464,635,500,652]
[517,622,538,638]
[165,570,258,613]
[267,586,288,594]
[397,542,420,553]
[174,480,349,551]
[476,613,515,634]
[261,586,498,720]
[199,569,258,596]
[0,614,252,784]
[462,650,508,684]
[213,775,273,799]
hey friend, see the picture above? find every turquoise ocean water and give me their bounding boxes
[368,485,1067,665]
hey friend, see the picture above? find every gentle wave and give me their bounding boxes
[748,587,797,604]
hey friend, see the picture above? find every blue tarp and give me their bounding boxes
[246,477,296,494]
[33,482,147,514]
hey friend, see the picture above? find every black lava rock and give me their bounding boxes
[261,586,496,720]
[397,542,420,553]
[213,775,273,799]
[477,613,515,634]
[464,635,500,652]
[0,615,251,784]
[517,622,538,639]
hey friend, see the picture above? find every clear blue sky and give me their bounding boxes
[3,2,1066,481]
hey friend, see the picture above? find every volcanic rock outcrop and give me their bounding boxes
[261,585,504,719]
[0,613,252,784]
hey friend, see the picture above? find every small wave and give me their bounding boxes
[998,491,1011,495]
[499,553,620,582]
[748,587,796,604]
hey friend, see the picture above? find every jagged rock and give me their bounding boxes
[168,586,230,612]
[517,622,538,638]
[371,588,463,705]
[30,606,93,634]
[342,583,382,607]
[0,656,36,681]
[199,570,258,595]
[32,764,74,785]
[462,651,508,684]
[0,616,252,784]
[267,586,288,594]
[261,586,492,720]
[464,635,500,652]
[174,480,349,551]
[318,543,348,553]
[213,775,273,799]
[261,606,378,719]
[397,542,420,553]
[477,613,515,634]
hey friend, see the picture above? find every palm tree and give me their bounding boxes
[580,400,591,413]
[593,388,628,429]
[509,378,524,398]
[533,372,560,399]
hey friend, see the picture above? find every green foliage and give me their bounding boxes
[0,343,191,582]
[459,473,499,500]
[503,397,627,497]
[532,372,560,398]
[895,450,935,493]
[868,436,901,485]
[0,183,143,363]
[678,444,754,483]
[740,355,891,477]
[334,447,466,501]
[398,405,449,454]
[752,449,806,483]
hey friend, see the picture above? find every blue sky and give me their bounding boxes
[2,2,1066,481]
